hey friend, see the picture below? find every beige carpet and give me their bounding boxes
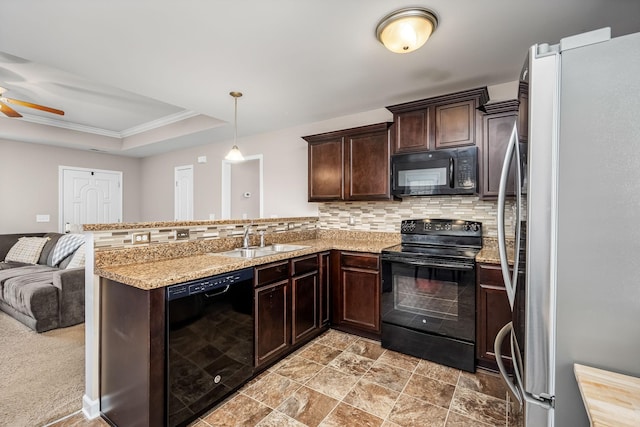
[0,311,84,427]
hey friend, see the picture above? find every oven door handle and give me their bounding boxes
[382,256,474,270]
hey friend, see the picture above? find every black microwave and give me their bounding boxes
[391,147,478,197]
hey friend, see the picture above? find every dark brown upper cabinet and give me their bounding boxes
[303,122,394,202]
[386,87,489,154]
[479,99,520,198]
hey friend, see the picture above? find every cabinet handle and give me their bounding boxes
[449,157,455,188]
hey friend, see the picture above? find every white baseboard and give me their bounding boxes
[82,394,100,419]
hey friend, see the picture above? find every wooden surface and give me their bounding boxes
[574,363,640,427]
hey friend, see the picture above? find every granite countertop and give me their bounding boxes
[96,238,398,290]
[476,237,515,265]
[574,363,640,426]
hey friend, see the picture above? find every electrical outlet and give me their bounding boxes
[132,232,151,245]
[175,229,190,240]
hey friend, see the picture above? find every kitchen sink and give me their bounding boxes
[264,244,310,252]
[213,244,310,259]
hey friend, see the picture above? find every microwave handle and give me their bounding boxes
[449,157,454,188]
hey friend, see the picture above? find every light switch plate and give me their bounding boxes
[36,214,50,223]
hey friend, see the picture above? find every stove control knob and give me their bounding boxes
[470,223,479,232]
[402,222,416,232]
[444,224,452,231]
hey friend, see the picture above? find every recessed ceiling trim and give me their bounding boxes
[19,113,121,137]
[120,110,201,137]
[18,109,201,139]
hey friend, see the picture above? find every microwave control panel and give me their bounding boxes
[456,156,476,188]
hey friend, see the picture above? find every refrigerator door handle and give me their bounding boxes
[510,328,555,409]
[497,123,521,310]
[494,322,522,405]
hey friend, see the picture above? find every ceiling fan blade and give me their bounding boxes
[4,97,65,115]
[0,100,22,118]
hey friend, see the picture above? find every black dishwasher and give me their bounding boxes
[166,268,254,427]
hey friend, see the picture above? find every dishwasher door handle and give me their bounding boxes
[204,285,230,298]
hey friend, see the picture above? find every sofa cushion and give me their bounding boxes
[50,234,85,266]
[0,265,57,295]
[2,276,59,321]
[39,233,65,265]
[0,261,30,270]
[4,237,50,264]
[0,233,46,261]
[66,244,86,269]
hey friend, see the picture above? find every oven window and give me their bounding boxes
[382,261,475,342]
[398,167,447,187]
[394,276,458,321]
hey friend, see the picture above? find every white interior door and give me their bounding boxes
[175,165,194,221]
[60,166,122,232]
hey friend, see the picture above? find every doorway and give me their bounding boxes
[174,165,194,221]
[59,166,122,233]
[221,155,263,219]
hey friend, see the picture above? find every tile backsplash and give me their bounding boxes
[319,196,517,237]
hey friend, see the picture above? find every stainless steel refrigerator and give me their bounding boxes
[494,28,640,426]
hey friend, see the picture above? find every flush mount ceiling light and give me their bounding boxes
[376,7,438,54]
[225,91,245,162]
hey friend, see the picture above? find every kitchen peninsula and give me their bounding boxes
[90,217,399,427]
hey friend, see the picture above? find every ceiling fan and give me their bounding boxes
[0,86,65,118]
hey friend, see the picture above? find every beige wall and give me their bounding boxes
[230,158,260,219]
[0,80,519,231]
[0,139,142,233]
[139,107,394,221]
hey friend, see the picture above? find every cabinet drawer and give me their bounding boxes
[341,252,379,270]
[255,261,289,287]
[477,263,506,287]
[291,254,318,276]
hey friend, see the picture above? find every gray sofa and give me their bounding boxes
[0,232,85,332]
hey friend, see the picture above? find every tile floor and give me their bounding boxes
[48,329,523,427]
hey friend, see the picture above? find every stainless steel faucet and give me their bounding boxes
[242,224,252,248]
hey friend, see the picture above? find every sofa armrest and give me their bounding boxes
[53,267,85,327]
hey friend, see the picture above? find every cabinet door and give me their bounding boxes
[333,252,381,338]
[319,252,330,326]
[392,109,430,153]
[255,280,289,368]
[434,100,477,149]
[307,138,344,201]
[291,271,319,345]
[345,129,392,200]
[481,112,517,198]
[476,264,512,371]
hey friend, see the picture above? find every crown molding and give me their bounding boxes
[18,110,201,139]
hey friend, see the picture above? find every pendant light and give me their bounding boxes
[376,8,438,54]
[225,91,245,162]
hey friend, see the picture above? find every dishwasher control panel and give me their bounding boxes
[166,267,253,301]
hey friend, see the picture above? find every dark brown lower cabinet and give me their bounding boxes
[254,255,326,370]
[319,251,331,326]
[254,261,290,369]
[100,278,165,427]
[476,263,513,371]
[331,251,381,340]
[255,279,289,368]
